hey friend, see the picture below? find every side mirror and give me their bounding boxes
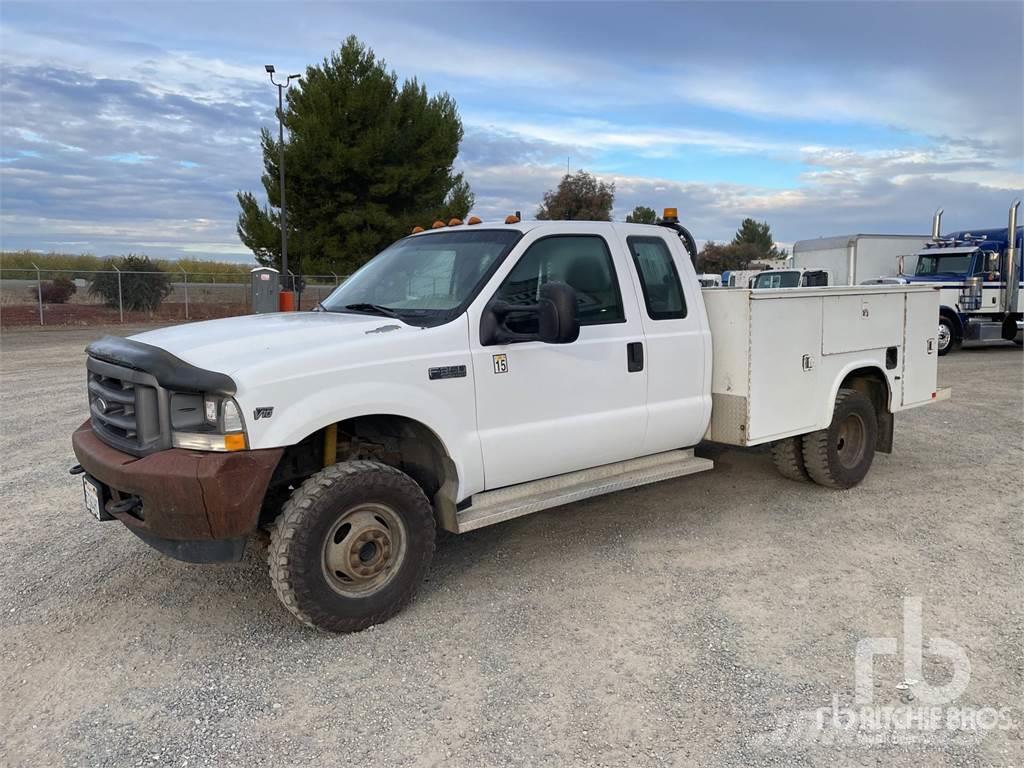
[536,281,580,344]
[480,281,580,345]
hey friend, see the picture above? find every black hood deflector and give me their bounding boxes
[86,335,237,396]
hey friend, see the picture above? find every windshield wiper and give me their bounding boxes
[342,302,401,318]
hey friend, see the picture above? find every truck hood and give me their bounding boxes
[130,311,415,376]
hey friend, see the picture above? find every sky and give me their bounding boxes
[1,1,1022,262]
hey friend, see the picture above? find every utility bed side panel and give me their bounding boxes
[901,289,941,407]
[748,296,823,440]
[705,285,940,447]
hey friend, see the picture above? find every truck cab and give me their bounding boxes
[900,201,1023,354]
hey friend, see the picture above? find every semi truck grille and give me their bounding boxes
[86,357,170,455]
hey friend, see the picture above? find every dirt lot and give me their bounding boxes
[1,326,1021,767]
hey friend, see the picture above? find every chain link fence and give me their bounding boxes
[0,268,346,327]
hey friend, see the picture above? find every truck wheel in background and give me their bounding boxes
[771,436,809,482]
[802,389,878,489]
[937,317,956,356]
[268,460,435,632]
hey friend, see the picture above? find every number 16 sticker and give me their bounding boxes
[492,354,508,374]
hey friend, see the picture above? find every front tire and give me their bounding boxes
[802,389,878,489]
[268,460,435,632]
[937,316,957,356]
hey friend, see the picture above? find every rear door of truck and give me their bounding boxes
[614,226,711,455]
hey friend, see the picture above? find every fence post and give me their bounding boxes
[114,265,123,323]
[31,263,43,326]
[180,266,189,320]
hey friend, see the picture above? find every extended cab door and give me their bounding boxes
[468,228,648,490]
[615,228,711,454]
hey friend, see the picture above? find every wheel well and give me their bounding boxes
[266,415,459,531]
[840,367,894,454]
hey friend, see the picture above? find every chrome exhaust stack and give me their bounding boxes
[1005,200,1020,315]
[931,208,943,240]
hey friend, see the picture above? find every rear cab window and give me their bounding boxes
[626,236,687,320]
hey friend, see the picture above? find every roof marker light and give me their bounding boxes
[448,218,463,226]
[411,225,425,234]
[505,214,520,224]
[431,220,445,229]
[467,216,482,225]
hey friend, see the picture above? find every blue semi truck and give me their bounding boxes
[900,200,1023,355]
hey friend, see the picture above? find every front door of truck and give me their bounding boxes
[468,231,648,490]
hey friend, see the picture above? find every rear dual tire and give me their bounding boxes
[771,388,877,489]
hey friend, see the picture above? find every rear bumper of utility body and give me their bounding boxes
[71,421,283,563]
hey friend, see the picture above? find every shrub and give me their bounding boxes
[31,275,77,304]
[89,254,172,313]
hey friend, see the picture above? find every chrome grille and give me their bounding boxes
[86,356,170,455]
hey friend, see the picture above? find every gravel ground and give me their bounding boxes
[1,326,1021,768]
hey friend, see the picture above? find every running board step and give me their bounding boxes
[456,449,713,533]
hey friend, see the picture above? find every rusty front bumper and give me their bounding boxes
[72,421,283,562]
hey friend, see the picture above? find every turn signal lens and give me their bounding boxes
[172,432,247,452]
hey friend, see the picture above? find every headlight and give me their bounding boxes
[174,395,247,452]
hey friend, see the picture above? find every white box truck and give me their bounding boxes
[793,234,931,286]
[71,215,947,632]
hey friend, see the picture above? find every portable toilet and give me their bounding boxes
[251,267,280,313]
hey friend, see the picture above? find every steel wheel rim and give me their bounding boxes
[835,413,866,470]
[321,503,407,597]
[937,322,951,351]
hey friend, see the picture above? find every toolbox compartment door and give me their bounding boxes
[821,293,905,355]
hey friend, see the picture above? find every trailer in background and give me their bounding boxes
[792,234,930,286]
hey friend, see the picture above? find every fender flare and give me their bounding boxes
[822,360,893,426]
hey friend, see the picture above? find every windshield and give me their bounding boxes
[752,271,801,288]
[320,230,521,325]
[915,253,974,276]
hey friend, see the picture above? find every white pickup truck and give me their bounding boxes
[71,216,946,632]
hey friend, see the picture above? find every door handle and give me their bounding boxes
[627,341,644,372]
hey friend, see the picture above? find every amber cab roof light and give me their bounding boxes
[448,218,463,226]
[411,225,425,234]
[431,220,446,229]
[662,207,679,222]
[505,214,520,224]
[467,216,482,225]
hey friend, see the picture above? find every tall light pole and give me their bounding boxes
[265,64,302,309]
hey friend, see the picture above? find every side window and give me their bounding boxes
[493,235,625,332]
[627,236,687,320]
